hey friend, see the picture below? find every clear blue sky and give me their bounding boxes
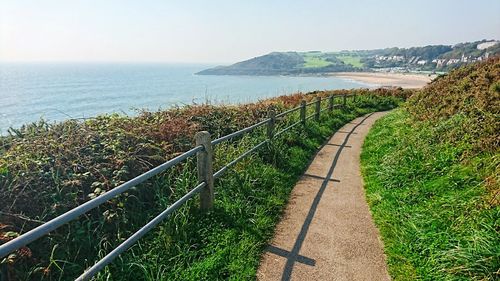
[1,0,499,63]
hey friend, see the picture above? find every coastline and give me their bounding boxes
[332,72,436,89]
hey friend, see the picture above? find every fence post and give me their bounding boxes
[195,131,214,210]
[328,95,334,111]
[315,97,321,121]
[267,107,275,139]
[343,93,347,107]
[300,100,306,125]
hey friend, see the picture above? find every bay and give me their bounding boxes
[0,63,370,133]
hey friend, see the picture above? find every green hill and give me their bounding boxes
[197,51,357,75]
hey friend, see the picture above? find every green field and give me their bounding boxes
[336,55,364,68]
[302,54,332,68]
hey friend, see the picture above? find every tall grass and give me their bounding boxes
[361,58,499,280]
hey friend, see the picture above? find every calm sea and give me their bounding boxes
[0,63,370,133]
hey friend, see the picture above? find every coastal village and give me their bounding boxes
[373,40,498,70]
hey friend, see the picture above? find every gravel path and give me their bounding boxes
[257,112,390,281]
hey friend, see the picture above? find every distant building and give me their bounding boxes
[477,41,499,50]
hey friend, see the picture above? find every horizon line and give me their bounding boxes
[1,38,498,65]
[0,60,227,65]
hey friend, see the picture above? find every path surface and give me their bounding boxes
[257,112,390,281]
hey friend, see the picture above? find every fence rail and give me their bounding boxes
[0,93,357,280]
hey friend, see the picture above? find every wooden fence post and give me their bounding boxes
[328,95,334,111]
[300,100,306,125]
[343,93,347,107]
[315,97,321,121]
[267,107,275,139]
[195,131,214,210]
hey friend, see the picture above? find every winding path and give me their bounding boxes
[257,112,390,281]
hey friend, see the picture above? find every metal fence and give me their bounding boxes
[0,93,356,280]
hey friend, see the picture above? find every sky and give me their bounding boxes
[1,0,499,63]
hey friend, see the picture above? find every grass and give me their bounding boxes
[361,109,499,280]
[302,54,332,68]
[107,98,397,281]
[336,55,363,68]
[0,91,404,280]
[361,59,499,280]
[108,98,397,281]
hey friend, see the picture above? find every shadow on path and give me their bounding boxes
[268,113,374,281]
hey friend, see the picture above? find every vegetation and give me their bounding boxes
[336,54,363,68]
[302,54,332,68]
[361,58,499,280]
[0,88,406,280]
[197,51,356,75]
[197,40,499,75]
[197,52,307,75]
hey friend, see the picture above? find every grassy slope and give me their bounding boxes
[302,54,332,68]
[0,90,405,280]
[336,55,363,68]
[361,58,499,280]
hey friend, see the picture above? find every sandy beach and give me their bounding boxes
[333,72,436,88]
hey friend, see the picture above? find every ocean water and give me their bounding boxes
[0,63,370,133]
